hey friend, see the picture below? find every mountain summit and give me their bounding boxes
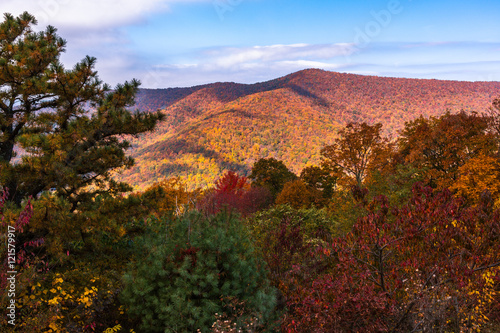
[119,69,500,190]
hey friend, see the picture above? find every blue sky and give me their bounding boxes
[2,0,500,88]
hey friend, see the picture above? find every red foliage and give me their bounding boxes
[260,216,310,284]
[281,183,500,332]
[240,186,273,215]
[0,189,40,290]
[198,171,272,217]
[214,170,248,195]
[283,268,393,332]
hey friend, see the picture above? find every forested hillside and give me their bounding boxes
[3,11,499,333]
[119,69,500,190]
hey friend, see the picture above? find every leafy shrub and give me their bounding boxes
[120,211,277,333]
[247,205,338,252]
[245,204,338,316]
[14,268,124,333]
[282,184,500,332]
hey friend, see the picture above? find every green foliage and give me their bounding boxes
[299,165,336,203]
[0,12,163,207]
[26,191,149,261]
[246,205,337,282]
[249,158,297,200]
[325,187,367,234]
[29,193,80,260]
[365,163,426,206]
[247,204,338,247]
[0,187,144,332]
[121,211,277,333]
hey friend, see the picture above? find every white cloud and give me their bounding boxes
[277,60,344,70]
[0,4,363,88]
[3,1,496,89]
[0,0,208,29]
[136,41,500,88]
[205,43,356,68]
[136,43,356,87]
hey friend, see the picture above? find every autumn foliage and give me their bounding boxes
[321,122,393,187]
[398,111,497,191]
[2,13,500,332]
[281,184,500,332]
[275,179,320,209]
[118,69,500,191]
[197,170,272,216]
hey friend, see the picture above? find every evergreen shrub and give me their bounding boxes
[121,211,277,332]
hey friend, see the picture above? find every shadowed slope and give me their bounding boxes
[118,69,500,190]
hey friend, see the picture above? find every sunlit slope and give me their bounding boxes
[118,69,500,190]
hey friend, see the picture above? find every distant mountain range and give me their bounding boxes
[117,69,500,191]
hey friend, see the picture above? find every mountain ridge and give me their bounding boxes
[119,69,500,190]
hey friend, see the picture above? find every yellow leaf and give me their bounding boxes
[48,298,59,305]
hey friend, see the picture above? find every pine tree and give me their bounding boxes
[0,12,163,207]
[121,211,277,332]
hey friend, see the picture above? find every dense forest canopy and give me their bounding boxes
[0,12,499,333]
[120,69,500,191]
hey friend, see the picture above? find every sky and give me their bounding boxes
[1,0,500,88]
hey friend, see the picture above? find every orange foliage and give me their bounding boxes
[275,179,320,209]
[118,69,500,191]
[398,111,497,191]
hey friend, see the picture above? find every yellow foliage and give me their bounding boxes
[104,324,122,333]
[451,153,500,203]
[104,324,136,333]
[460,267,499,331]
[139,177,199,216]
[9,267,122,332]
